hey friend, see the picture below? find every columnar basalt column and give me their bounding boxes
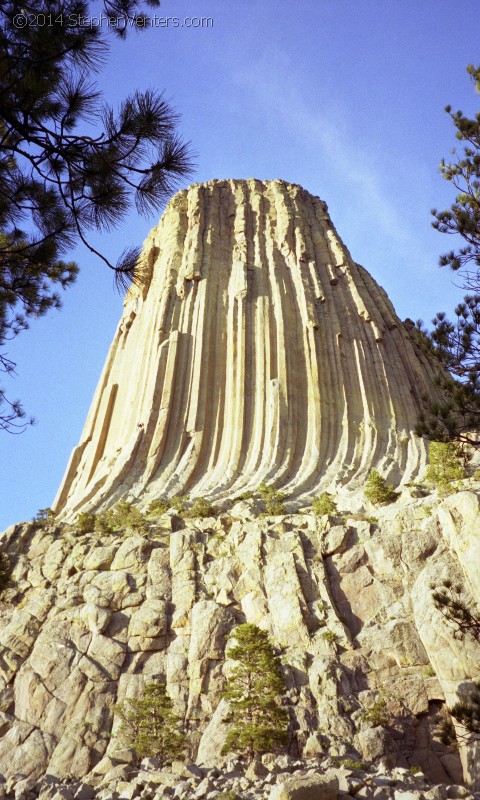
[53,179,439,517]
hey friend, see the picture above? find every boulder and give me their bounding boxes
[269,774,339,800]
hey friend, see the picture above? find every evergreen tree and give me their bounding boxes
[431,65,480,280]
[416,66,480,446]
[312,492,338,516]
[257,483,287,516]
[94,499,147,533]
[0,1,193,431]
[221,623,288,759]
[182,497,216,519]
[77,511,97,534]
[431,580,480,641]
[448,684,480,738]
[113,682,186,764]
[424,441,466,495]
[364,470,398,505]
[146,498,169,517]
[431,581,480,743]
[0,550,12,593]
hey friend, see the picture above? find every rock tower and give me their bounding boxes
[2,180,480,791]
[53,179,438,518]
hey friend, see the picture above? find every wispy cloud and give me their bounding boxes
[232,51,415,246]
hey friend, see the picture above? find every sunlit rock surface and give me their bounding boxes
[53,179,439,518]
[4,180,480,791]
[1,491,480,785]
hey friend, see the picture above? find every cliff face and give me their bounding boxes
[53,179,438,519]
[1,491,480,786]
[3,179,480,792]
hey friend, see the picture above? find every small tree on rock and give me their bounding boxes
[312,492,338,516]
[221,623,288,759]
[113,682,186,765]
[258,483,287,516]
[0,551,12,593]
[77,512,97,534]
[182,497,216,519]
[425,441,466,495]
[364,470,398,505]
[95,500,147,533]
[147,498,169,517]
[32,508,56,528]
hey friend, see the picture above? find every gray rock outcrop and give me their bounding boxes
[1,489,479,786]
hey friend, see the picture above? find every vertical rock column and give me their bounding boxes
[54,179,439,518]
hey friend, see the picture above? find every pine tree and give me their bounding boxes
[364,470,398,505]
[221,624,288,759]
[113,682,186,764]
[416,65,480,446]
[431,580,480,641]
[77,511,97,534]
[431,580,480,743]
[424,441,466,495]
[0,1,193,431]
[312,492,338,516]
[94,499,147,533]
[182,497,216,519]
[449,684,480,737]
[431,65,480,280]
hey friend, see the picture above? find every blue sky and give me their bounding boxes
[1,0,480,529]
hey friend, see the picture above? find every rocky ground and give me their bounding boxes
[0,486,479,787]
[3,753,480,800]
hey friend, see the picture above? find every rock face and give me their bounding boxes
[1,490,480,787]
[2,179,479,792]
[53,179,439,519]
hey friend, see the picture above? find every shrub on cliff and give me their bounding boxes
[32,507,56,528]
[147,499,170,517]
[182,497,216,519]
[360,697,389,727]
[113,682,186,765]
[77,512,97,534]
[169,495,189,515]
[258,483,287,516]
[95,500,147,533]
[113,500,147,530]
[312,493,338,516]
[0,551,12,593]
[364,471,398,505]
[94,511,115,534]
[221,623,288,758]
